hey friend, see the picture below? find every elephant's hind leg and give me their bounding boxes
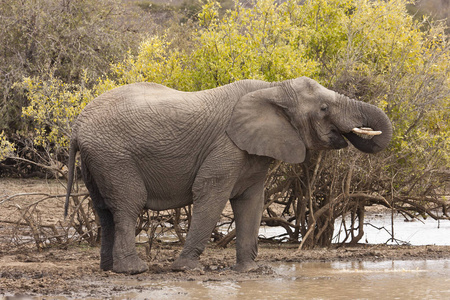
[108,182,149,274]
[96,208,115,271]
[111,208,148,275]
[88,162,149,274]
[82,165,115,271]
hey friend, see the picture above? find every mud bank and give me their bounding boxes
[2,243,450,298]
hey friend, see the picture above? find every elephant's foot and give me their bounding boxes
[113,255,148,275]
[100,257,113,271]
[171,256,201,271]
[233,260,259,272]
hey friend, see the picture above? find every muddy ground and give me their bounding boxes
[3,243,450,298]
[2,178,450,298]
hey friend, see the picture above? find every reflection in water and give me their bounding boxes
[112,260,450,300]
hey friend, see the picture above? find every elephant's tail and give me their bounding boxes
[64,137,79,218]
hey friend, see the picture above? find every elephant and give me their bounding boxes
[64,76,392,274]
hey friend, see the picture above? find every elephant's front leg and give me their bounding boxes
[230,181,265,272]
[171,177,232,271]
[171,152,241,271]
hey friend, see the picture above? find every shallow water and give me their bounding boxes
[256,213,450,246]
[110,259,450,299]
[356,213,450,245]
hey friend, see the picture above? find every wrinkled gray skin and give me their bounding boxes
[65,77,392,274]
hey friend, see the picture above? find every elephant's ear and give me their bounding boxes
[226,87,306,164]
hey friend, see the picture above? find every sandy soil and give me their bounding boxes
[2,178,450,298]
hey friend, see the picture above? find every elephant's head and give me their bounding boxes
[227,77,393,163]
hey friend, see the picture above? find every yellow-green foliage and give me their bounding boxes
[98,36,191,92]
[97,0,320,93]
[189,0,319,88]
[19,75,93,149]
[0,131,15,160]
[17,0,450,170]
[345,0,449,151]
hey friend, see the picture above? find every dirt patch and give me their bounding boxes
[2,178,450,298]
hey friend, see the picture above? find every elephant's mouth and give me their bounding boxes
[332,127,381,148]
[350,127,382,139]
[342,126,387,154]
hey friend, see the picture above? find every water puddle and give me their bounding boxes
[4,259,450,299]
[108,260,450,299]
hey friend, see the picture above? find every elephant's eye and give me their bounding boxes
[320,104,329,112]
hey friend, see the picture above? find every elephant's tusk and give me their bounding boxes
[352,127,382,136]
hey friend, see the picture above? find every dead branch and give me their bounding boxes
[10,156,67,179]
[1,192,89,205]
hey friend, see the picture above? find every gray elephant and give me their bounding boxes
[65,77,392,274]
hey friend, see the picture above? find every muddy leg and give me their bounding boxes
[171,186,230,270]
[230,182,265,272]
[172,151,240,271]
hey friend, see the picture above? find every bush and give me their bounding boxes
[0,0,136,134]
[0,0,139,178]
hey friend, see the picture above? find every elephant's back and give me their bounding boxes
[74,82,229,157]
[83,82,180,109]
[75,83,189,132]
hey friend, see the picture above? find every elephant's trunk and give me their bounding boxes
[340,96,393,153]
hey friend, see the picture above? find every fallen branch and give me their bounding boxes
[9,156,67,179]
[1,192,89,205]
